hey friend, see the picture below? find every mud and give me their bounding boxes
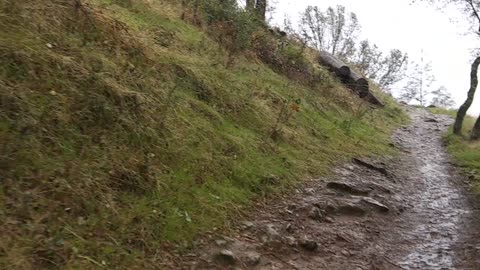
[179,107,480,270]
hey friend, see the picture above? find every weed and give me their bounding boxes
[270,94,301,141]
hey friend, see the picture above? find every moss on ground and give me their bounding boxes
[0,0,407,269]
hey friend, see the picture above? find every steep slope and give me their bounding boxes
[0,0,406,268]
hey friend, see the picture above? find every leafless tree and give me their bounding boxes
[299,5,359,60]
[353,40,408,91]
[354,40,384,79]
[420,0,480,136]
[399,61,435,106]
[430,86,456,107]
[378,49,409,91]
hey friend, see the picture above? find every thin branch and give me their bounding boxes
[466,0,480,33]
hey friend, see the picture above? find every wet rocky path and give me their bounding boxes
[382,107,479,269]
[179,107,480,270]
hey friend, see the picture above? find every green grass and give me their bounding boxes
[0,0,407,269]
[429,107,480,191]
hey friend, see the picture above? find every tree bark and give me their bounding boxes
[255,0,267,21]
[317,51,384,107]
[453,56,480,135]
[471,114,480,140]
[318,51,351,77]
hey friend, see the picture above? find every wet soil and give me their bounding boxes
[179,107,480,270]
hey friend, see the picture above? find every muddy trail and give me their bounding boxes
[178,107,480,270]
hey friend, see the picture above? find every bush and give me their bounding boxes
[253,31,313,83]
[195,0,258,65]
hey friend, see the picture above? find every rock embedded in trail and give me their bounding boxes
[215,249,236,265]
[368,183,393,194]
[240,221,255,231]
[336,201,367,216]
[284,236,297,246]
[313,199,337,214]
[285,223,295,233]
[265,224,279,237]
[215,239,228,247]
[361,197,389,213]
[352,158,389,176]
[308,206,326,221]
[325,216,335,223]
[242,251,261,266]
[424,118,439,123]
[299,237,319,251]
[304,188,315,195]
[326,182,372,196]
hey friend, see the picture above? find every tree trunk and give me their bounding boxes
[318,51,351,77]
[317,51,384,107]
[453,56,480,135]
[471,115,480,140]
[255,0,267,21]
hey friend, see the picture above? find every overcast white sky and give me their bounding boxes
[264,0,480,115]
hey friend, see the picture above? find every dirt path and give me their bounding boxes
[179,107,480,270]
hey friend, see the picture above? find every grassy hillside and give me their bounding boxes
[430,108,480,191]
[0,0,406,269]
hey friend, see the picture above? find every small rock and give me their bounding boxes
[352,158,389,176]
[287,204,297,211]
[265,224,279,239]
[241,221,255,230]
[215,239,228,247]
[425,118,439,123]
[299,238,318,251]
[368,183,392,194]
[285,223,295,233]
[325,216,335,223]
[243,251,261,266]
[336,201,366,216]
[362,198,389,213]
[336,233,351,242]
[284,236,297,246]
[313,199,337,214]
[304,188,315,195]
[341,250,350,256]
[308,207,326,221]
[215,249,236,265]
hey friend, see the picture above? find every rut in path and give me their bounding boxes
[180,107,480,270]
